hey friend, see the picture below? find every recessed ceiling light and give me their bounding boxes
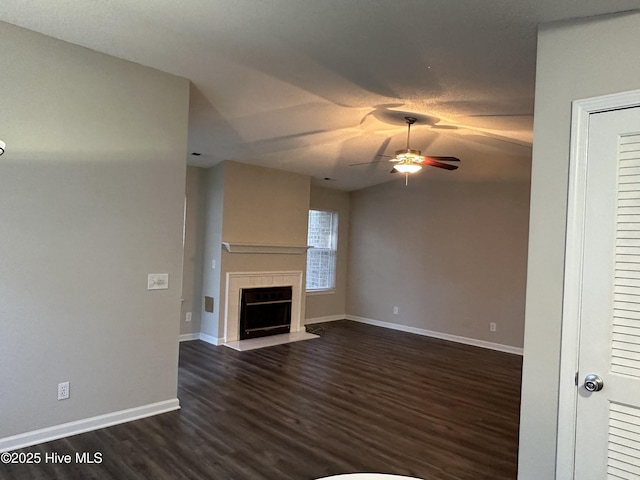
[0,139,5,156]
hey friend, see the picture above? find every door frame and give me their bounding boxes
[556,89,640,479]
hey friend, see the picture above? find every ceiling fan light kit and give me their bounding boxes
[392,148,424,173]
[392,148,422,161]
[393,162,422,174]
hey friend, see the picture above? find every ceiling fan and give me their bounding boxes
[350,116,460,177]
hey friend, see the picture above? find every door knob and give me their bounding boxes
[584,374,604,392]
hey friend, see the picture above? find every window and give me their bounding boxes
[306,209,338,292]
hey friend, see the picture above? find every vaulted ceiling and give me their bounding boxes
[1,1,639,190]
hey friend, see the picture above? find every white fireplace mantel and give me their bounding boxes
[223,270,304,343]
[222,242,311,255]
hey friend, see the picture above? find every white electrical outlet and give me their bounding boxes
[211,260,216,269]
[393,306,399,315]
[58,382,70,400]
[186,312,192,322]
[490,322,497,332]
[147,273,169,290]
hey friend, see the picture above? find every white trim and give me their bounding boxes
[346,315,523,355]
[0,399,180,453]
[178,333,223,345]
[304,314,345,325]
[556,88,640,480]
[179,333,200,342]
[199,332,222,346]
[222,242,311,254]
[306,289,336,296]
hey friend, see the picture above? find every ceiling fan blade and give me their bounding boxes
[430,125,459,130]
[422,158,459,170]
[423,156,460,162]
[348,159,389,167]
[349,136,395,167]
[466,113,533,117]
[390,168,398,174]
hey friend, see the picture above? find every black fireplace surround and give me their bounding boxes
[239,286,292,340]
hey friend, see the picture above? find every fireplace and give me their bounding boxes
[239,286,292,339]
[224,271,304,343]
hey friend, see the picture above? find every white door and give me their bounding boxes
[573,106,640,479]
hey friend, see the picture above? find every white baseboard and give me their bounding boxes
[304,314,345,325]
[179,333,200,342]
[182,318,522,355]
[0,398,180,453]
[346,315,523,356]
[179,332,222,345]
[199,333,222,345]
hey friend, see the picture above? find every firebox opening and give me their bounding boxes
[239,286,292,340]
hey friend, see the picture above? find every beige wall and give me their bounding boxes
[221,161,310,245]
[305,186,351,321]
[518,11,640,479]
[181,166,207,335]
[0,22,189,439]
[347,173,530,349]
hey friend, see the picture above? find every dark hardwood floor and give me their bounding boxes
[2,320,522,480]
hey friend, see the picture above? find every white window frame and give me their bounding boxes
[306,209,338,293]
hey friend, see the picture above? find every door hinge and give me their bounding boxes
[575,371,579,386]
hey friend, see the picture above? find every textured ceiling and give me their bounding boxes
[1,1,639,190]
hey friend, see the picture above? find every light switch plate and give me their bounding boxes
[148,273,169,290]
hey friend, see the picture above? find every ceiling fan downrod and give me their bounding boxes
[402,118,415,188]
[405,116,417,150]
